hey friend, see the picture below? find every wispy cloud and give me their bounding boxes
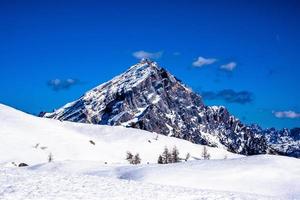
[192,56,217,67]
[201,89,253,104]
[273,111,300,119]
[47,78,81,91]
[220,62,237,71]
[132,50,163,59]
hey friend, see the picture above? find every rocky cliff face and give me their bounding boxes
[43,59,299,157]
[263,128,300,158]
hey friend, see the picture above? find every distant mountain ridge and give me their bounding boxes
[42,59,300,158]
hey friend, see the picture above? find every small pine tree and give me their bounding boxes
[126,151,133,164]
[157,155,163,164]
[185,152,190,161]
[171,146,180,163]
[202,146,210,160]
[48,152,53,163]
[126,151,141,164]
[161,146,171,164]
[133,153,141,165]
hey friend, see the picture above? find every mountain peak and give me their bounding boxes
[139,58,156,64]
[126,59,160,77]
[43,62,299,157]
[44,60,201,127]
[128,58,157,69]
[86,60,180,99]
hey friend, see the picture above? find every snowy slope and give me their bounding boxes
[0,103,240,166]
[1,104,300,200]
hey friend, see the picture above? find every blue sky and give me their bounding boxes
[0,0,299,128]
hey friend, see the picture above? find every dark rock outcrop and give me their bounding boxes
[18,163,28,167]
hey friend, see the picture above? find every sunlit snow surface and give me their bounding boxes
[1,104,300,200]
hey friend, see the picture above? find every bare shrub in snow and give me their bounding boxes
[126,151,133,163]
[48,153,53,163]
[201,146,210,160]
[185,153,190,161]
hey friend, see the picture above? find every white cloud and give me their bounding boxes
[273,111,300,119]
[47,78,80,91]
[132,50,163,60]
[220,62,237,71]
[192,56,217,67]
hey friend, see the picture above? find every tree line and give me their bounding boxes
[126,146,211,165]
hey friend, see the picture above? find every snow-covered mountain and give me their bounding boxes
[42,59,299,157]
[264,127,300,157]
[1,104,300,199]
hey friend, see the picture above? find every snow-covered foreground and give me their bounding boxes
[0,165,272,200]
[1,155,299,200]
[1,104,300,200]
